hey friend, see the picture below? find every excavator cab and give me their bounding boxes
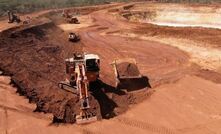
[84,54,100,82]
[86,58,100,71]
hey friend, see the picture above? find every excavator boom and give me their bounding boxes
[75,64,97,124]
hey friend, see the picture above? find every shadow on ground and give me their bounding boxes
[90,76,151,119]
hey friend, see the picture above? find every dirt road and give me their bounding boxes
[58,9,191,87]
[0,2,221,134]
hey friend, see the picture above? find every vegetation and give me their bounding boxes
[157,0,221,3]
[0,0,220,17]
[0,0,128,16]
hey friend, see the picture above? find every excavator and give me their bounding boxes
[7,11,32,25]
[58,53,100,124]
[7,11,21,23]
[62,9,80,24]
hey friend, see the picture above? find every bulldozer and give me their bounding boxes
[7,11,21,23]
[58,53,100,124]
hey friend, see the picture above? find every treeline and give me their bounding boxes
[0,0,128,16]
[156,0,221,3]
[0,0,220,17]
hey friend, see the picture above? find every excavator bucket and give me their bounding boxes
[7,11,21,23]
[112,58,147,90]
[76,113,97,124]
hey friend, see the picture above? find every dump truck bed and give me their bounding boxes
[113,58,142,79]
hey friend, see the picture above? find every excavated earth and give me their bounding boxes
[1,2,221,134]
[117,62,140,77]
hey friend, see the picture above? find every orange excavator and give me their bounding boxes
[7,11,21,23]
[58,53,100,124]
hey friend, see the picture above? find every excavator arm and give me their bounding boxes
[75,64,97,124]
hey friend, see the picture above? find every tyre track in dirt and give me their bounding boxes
[0,104,51,121]
[83,31,125,58]
[114,117,178,134]
[79,127,102,134]
[177,119,221,133]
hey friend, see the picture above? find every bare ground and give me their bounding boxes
[0,2,221,134]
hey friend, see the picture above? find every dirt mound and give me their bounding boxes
[117,62,140,77]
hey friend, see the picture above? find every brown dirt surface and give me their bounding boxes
[133,25,221,49]
[112,3,221,49]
